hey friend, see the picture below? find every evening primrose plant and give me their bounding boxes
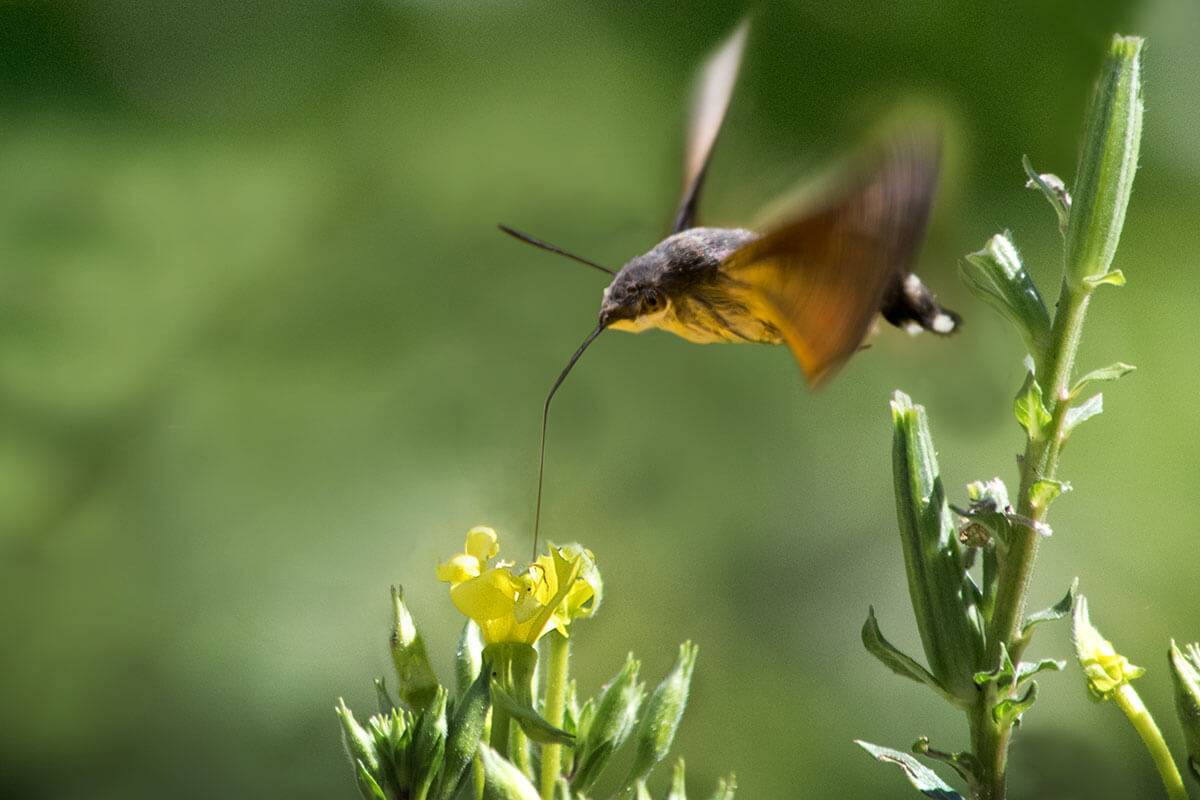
[860,35,1199,800]
[337,527,733,800]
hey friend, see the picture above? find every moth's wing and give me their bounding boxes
[671,20,750,234]
[721,139,940,385]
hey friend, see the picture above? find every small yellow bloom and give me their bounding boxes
[1073,595,1144,700]
[437,528,600,645]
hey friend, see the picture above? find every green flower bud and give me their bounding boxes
[573,654,644,793]
[478,743,541,800]
[890,392,986,703]
[411,688,448,800]
[625,642,698,788]
[391,586,440,712]
[456,619,485,699]
[1065,35,1144,289]
[336,699,384,795]
[1169,640,1200,781]
[441,660,492,799]
[667,759,687,800]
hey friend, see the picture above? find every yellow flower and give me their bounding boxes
[437,528,600,645]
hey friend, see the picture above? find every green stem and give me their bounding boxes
[968,283,1093,800]
[540,632,571,800]
[1114,683,1190,800]
[990,284,1091,660]
[968,689,1007,800]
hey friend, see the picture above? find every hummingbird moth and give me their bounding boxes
[501,21,959,547]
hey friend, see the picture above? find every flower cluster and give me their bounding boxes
[436,526,600,646]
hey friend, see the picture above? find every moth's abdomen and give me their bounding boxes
[880,272,961,335]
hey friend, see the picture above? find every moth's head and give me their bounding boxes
[598,257,670,332]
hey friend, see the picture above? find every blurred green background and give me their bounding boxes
[2,1,1198,798]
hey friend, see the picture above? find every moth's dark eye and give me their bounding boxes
[643,289,665,312]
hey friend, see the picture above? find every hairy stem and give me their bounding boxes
[540,633,571,800]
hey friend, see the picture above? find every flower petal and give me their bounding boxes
[465,526,500,563]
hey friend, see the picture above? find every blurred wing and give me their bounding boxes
[721,139,940,385]
[671,19,750,234]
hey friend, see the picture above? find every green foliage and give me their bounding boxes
[339,592,726,800]
[859,33,1188,800]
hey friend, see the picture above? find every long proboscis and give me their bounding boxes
[534,324,606,559]
[498,224,617,276]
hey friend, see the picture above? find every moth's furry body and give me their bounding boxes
[601,228,784,345]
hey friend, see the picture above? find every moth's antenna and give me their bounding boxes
[499,224,617,276]
[534,323,606,559]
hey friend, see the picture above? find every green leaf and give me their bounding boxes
[1015,658,1067,685]
[1065,36,1143,288]
[1022,156,1070,234]
[375,678,397,715]
[993,681,1039,726]
[355,759,388,800]
[490,681,574,746]
[862,607,955,704]
[1083,268,1127,288]
[1021,581,1078,639]
[856,740,964,799]
[1029,479,1071,515]
[974,644,1016,688]
[960,231,1052,359]
[1071,362,1136,396]
[1014,372,1052,441]
[912,737,981,788]
[1064,394,1103,434]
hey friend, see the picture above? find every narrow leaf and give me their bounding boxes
[355,759,388,800]
[491,682,575,746]
[1014,373,1052,441]
[1022,156,1070,233]
[856,740,964,799]
[1015,658,1067,685]
[1064,394,1103,434]
[974,644,1016,688]
[913,737,981,788]
[1083,268,1127,288]
[993,681,1039,725]
[862,607,953,702]
[1021,581,1078,638]
[1029,479,1070,514]
[1071,362,1135,396]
